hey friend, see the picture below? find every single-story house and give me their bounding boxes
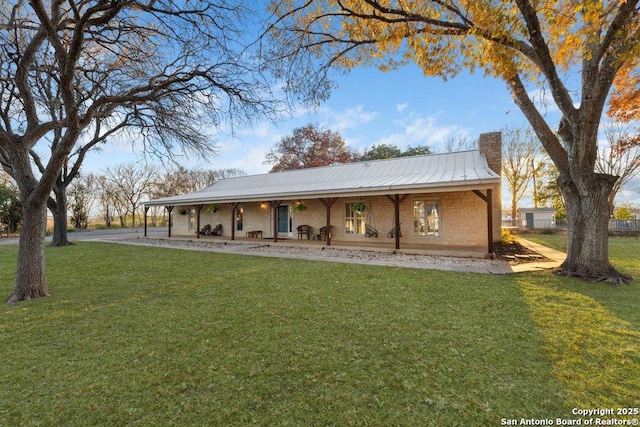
[517,207,556,229]
[143,132,503,257]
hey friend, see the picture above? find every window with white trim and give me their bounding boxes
[236,207,243,231]
[187,209,196,231]
[345,202,366,235]
[413,201,440,237]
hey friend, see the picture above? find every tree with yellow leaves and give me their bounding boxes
[267,0,639,283]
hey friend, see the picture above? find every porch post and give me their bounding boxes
[196,204,204,238]
[472,190,495,255]
[487,189,494,254]
[228,202,240,240]
[319,198,337,246]
[270,200,283,243]
[144,206,149,237]
[386,194,408,250]
[166,206,174,238]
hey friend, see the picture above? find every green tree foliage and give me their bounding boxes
[359,144,431,161]
[613,206,633,220]
[359,144,402,161]
[537,164,566,220]
[0,183,22,235]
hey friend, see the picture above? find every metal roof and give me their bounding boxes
[144,149,501,207]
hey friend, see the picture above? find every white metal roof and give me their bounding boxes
[144,149,500,206]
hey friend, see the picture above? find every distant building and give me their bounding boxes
[517,207,556,229]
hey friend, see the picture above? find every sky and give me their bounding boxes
[80,63,640,210]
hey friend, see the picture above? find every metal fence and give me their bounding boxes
[502,218,640,232]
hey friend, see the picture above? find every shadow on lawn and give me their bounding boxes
[518,277,640,410]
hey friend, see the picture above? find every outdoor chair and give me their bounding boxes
[297,224,312,239]
[319,225,333,240]
[387,224,402,238]
[365,224,379,238]
[211,224,223,236]
[200,224,212,236]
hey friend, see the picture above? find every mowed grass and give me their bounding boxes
[0,240,638,426]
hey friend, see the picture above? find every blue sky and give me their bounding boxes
[81,63,639,209]
[86,64,530,174]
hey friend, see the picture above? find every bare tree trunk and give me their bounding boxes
[50,184,71,246]
[607,192,616,218]
[103,206,112,228]
[557,173,631,284]
[7,199,51,303]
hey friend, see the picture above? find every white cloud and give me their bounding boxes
[370,114,468,152]
[319,104,379,132]
[396,102,408,113]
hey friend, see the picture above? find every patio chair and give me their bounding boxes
[200,224,212,236]
[297,224,312,239]
[211,224,223,236]
[365,224,379,238]
[387,224,402,238]
[319,225,333,240]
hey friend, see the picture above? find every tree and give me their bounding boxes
[502,126,538,220]
[148,166,247,225]
[443,134,475,152]
[267,0,640,283]
[1,1,279,302]
[0,181,22,236]
[607,61,640,151]
[609,59,640,123]
[93,174,115,228]
[43,119,126,246]
[264,124,355,171]
[358,143,431,161]
[595,123,640,216]
[67,174,98,230]
[359,144,402,161]
[105,163,159,228]
[613,205,634,220]
[530,157,546,208]
[537,164,567,219]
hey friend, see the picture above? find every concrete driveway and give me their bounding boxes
[0,227,168,245]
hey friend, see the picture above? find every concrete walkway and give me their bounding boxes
[510,238,567,273]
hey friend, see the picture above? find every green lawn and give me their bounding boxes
[1,240,638,426]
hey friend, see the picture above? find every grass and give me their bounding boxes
[1,240,638,426]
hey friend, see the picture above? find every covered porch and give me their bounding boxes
[143,188,497,258]
[142,132,503,258]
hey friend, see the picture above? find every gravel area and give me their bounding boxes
[113,237,513,274]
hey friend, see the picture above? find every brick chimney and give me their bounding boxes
[478,132,502,176]
[477,131,502,247]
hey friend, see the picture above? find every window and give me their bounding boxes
[345,202,366,235]
[187,209,196,231]
[236,207,243,231]
[413,201,440,237]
